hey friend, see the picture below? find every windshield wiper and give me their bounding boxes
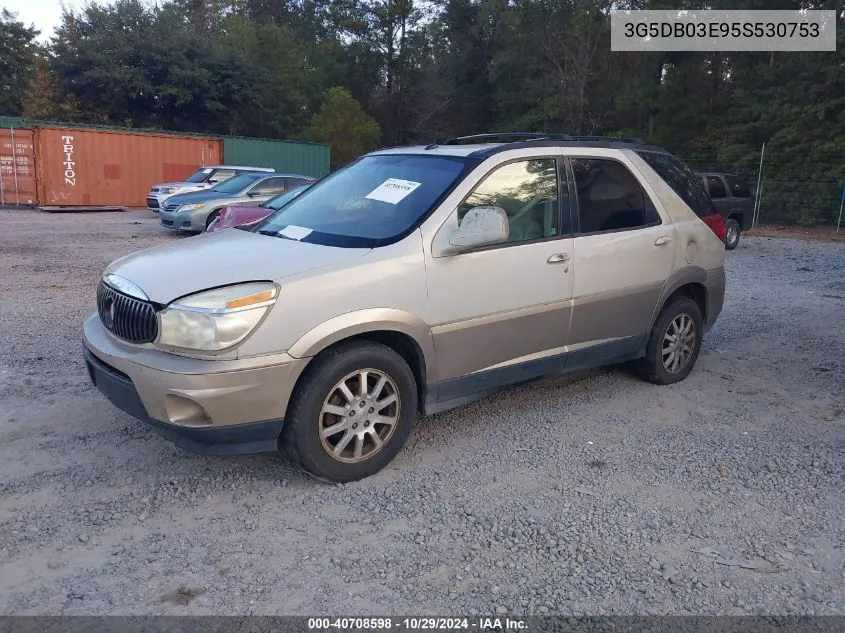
[258,228,296,241]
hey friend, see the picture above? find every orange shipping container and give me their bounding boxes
[35,127,222,207]
[0,128,38,206]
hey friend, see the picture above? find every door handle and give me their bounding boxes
[654,236,672,246]
[547,253,570,263]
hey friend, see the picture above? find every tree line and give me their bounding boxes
[1,0,844,224]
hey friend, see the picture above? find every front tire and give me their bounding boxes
[637,297,703,385]
[205,209,221,231]
[282,341,417,483]
[724,219,740,250]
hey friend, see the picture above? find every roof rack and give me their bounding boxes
[433,132,645,147]
[566,135,646,144]
[439,132,572,145]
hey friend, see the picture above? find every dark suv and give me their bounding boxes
[697,172,754,250]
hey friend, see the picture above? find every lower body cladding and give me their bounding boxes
[82,313,308,455]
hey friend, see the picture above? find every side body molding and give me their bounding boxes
[286,308,436,378]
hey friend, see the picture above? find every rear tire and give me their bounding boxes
[282,341,417,483]
[637,297,703,385]
[724,219,740,250]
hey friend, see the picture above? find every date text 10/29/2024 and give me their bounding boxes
[307,617,528,631]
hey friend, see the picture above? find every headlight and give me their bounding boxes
[157,282,278,351]
[178,202,206,212]
[162,187,178,194]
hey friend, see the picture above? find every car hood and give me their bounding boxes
[105,229,370,304]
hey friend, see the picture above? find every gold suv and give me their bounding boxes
[83,134,726,482]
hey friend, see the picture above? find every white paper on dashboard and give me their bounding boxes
[279,225,313,240]
[364,178,422,204]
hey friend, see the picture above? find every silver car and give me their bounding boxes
[158,173,307,232]
[84,134,726,483]
[146,165,275,212]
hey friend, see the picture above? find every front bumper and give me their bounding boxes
[146,193,174,213]
[82,313,309,455]
[159,208,206,232]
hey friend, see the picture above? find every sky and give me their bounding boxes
[3,0,82,41]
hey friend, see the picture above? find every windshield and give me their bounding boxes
[211,174,261,194]
[184,168,214,183]
[265,185,311,210]
[254,154,471,247]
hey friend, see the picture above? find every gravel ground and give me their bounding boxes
[0,207,843,616]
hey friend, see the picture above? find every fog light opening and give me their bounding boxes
[165,394,212,427]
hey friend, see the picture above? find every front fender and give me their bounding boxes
[287,308,436,380]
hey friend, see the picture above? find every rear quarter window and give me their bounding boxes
[636,151,716,217]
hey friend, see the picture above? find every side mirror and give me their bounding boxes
[448,206,509,252]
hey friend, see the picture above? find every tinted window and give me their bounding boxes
[211,174,262,194]
[286,177,312,187]
[458,159,562,243]
[208,169,236,184]
[251,177,287,195]
[255,154,471,247]
[707,176,727,198]
[572,158,657,233]
[184,168,214,183]
[725,175,751,198]
[636,151,715,217]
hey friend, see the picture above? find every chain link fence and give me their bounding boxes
[683,150,844,227]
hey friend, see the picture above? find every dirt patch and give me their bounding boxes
[747,223,845,243]
[0,208,843,616]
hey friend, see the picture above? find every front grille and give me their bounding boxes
[146,197,159,209]
[96,282,158,344]
[163,201,180,213]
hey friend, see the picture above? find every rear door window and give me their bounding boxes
[706,176,727,199]
[571,158,660,234]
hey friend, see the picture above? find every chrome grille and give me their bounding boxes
[96,282,158,344]
[162,201,180,212]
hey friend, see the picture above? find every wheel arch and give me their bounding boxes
[650,268,710,331]
[286,309,435,413]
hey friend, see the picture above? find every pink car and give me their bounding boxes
[206,182,314,232]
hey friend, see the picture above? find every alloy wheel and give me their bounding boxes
[661,313,696,374]
[318,368,401,463]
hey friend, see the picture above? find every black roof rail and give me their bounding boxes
[440,132,573,145]
[565,135,646,144]
[433,132,647,147]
